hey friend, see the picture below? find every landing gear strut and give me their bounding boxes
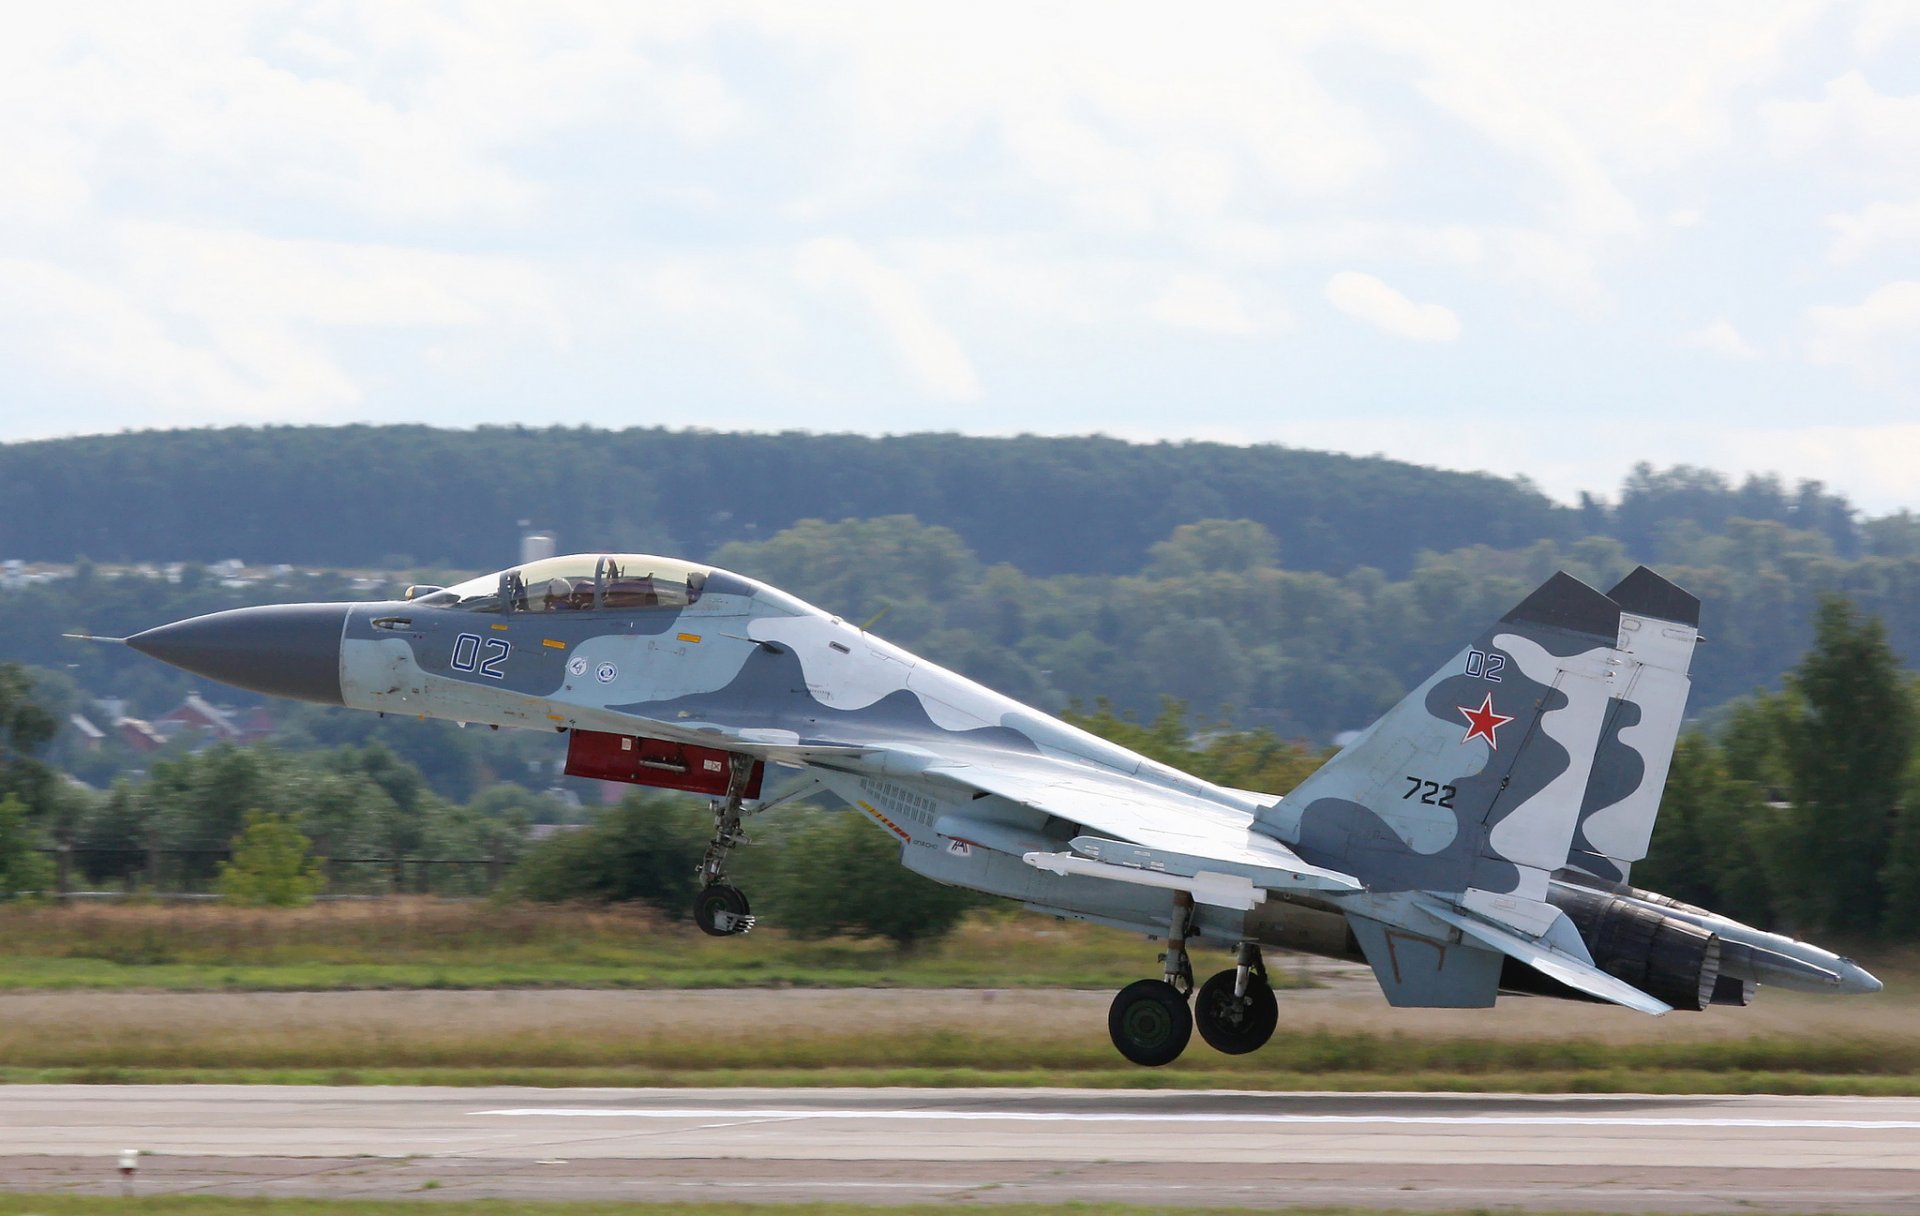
[694,754,758,937]
[1194,942,1278,1055]
[1107,895,1196,1067]
[1108,898,1281,1065]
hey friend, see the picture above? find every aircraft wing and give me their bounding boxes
[915,748,1362,897]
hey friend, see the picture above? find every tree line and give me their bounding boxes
[1,582,1917,948]
[0,425,1883,579]
[7,512,1920,775]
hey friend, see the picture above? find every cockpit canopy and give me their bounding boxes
[412,554,711,614]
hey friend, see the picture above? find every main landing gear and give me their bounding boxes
[1194,941,1279,1056]
[1106,896,1279,1066]
[694,754,758,937]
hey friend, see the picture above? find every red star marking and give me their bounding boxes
[1458,693,1515,749]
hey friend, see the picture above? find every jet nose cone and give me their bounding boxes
[1837,959,1884,995]
[127,603,347,705]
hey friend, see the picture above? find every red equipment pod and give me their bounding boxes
[563,730,764,797]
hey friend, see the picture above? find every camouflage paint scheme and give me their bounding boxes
[121,552,1880,1023]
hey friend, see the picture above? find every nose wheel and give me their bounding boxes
[694,882,754,937]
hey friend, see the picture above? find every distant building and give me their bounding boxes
[160,692,241,740]
[115,718,167,753]
[157,693,273,745]
[522,531,557,563]
[67,713,105,752]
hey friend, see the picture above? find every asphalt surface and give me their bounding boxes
[9,1085,1920,1210]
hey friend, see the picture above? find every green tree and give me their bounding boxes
[1635,733,1776,927]
[510,792,709,914]
[73,780,151,886]
[1145,519,1280,578]
[0,794,52,899]
[750,809,979,947]
[0,664,56,821]
[1780,597,1913,936]
[217,810,325,907]
[1880,758,1920,939]
[1061,698,1324,795]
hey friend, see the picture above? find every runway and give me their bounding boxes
[8,1085,1920,1210]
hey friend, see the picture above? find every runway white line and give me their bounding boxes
[476,1107,1920,1130]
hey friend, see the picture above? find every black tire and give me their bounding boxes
[1193,968,1278,1055]
[694,883,751,937]
[1107,978,1193,1067]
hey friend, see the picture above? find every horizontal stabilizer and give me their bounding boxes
[1418,897,1672,1015]
[1069,835,1362,894]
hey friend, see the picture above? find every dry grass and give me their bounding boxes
[0,899,1207,991]
[0,969,1914,1090]
[0,1199,1330,1216]
[0,900,1914,1091]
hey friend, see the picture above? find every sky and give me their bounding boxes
[4,3,1919,513]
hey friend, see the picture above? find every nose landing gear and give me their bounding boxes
[694,753,759,937]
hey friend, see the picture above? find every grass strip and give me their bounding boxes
[0,901,1293,992]
[0,1200,1771,1216]
[0,1200,1262,1216]
[4,1013,1916,1075]
[4,1064,1920,1094]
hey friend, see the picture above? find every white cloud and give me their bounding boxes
[1805,280,1920,382]
[1208,220,1486,269]
[1763,71,1920,190]
[1720,423,1920,515]
[0,255,303,425]
[1485,229,1607,314]
[0,223,568,427]
[1854,0,1920,55]
[1346,3,1822,235]
[794,237,981,402]
[1149,274,1277,336]
[1324,272,1461,343]
[1826,199,1920,262]
[1261,414,1920,518]
[2,4,1920,511]
[1678,319,1761,360]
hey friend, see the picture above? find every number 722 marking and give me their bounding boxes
[1403,776,1457,808]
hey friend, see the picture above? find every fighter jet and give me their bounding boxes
[101,553,1881,1065]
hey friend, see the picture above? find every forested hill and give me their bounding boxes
[0,426,1579,576]
[5,422,1919,760]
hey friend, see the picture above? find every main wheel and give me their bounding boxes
[1107,978,1193,1067]
[694,883,752,936]
[1194,968,1278,1055]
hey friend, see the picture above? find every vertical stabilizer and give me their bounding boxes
[1564,566,1700,883]
[1260,573,1624,903]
